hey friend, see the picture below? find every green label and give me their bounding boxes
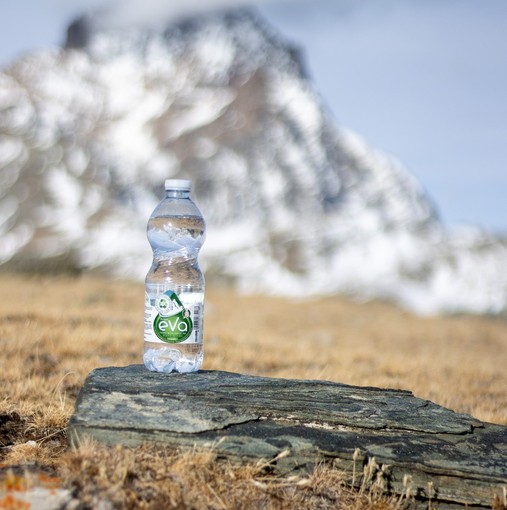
[153,291,193,343]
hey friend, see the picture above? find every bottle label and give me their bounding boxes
[144,290,201,344]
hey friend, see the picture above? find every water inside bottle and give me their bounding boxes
[147,215,205,255]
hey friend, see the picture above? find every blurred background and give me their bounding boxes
[1,0,506,232]
[1,0,506,314]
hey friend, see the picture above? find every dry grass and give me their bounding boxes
[58,441,404,510]
[0,272,506,509]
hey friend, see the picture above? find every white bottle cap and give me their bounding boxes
[164,179,192,191]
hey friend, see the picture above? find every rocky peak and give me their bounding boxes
[0,8,506,314]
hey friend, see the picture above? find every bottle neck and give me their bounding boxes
[165,189,190,199]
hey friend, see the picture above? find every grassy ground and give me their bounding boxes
[0,273,506,509]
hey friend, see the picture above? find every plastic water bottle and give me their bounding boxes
[143,179,205,373]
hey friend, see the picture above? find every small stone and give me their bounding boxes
[0,487,72,510]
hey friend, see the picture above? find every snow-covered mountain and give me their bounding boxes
[0,8,506,314]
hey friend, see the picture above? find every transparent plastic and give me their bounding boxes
[143,183,205,373]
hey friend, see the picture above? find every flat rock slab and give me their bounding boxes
[68,365,507,508]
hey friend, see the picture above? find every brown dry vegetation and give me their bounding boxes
[0,273,506,509]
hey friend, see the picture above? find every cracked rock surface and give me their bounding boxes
[69,365,507,508]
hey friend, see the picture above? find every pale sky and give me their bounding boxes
[1,0,506,234]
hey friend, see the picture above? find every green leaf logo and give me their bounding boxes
[153,291,193,343]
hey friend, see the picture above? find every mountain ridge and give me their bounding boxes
[1,8,506,314]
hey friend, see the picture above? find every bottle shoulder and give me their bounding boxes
[151,197,204,222]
